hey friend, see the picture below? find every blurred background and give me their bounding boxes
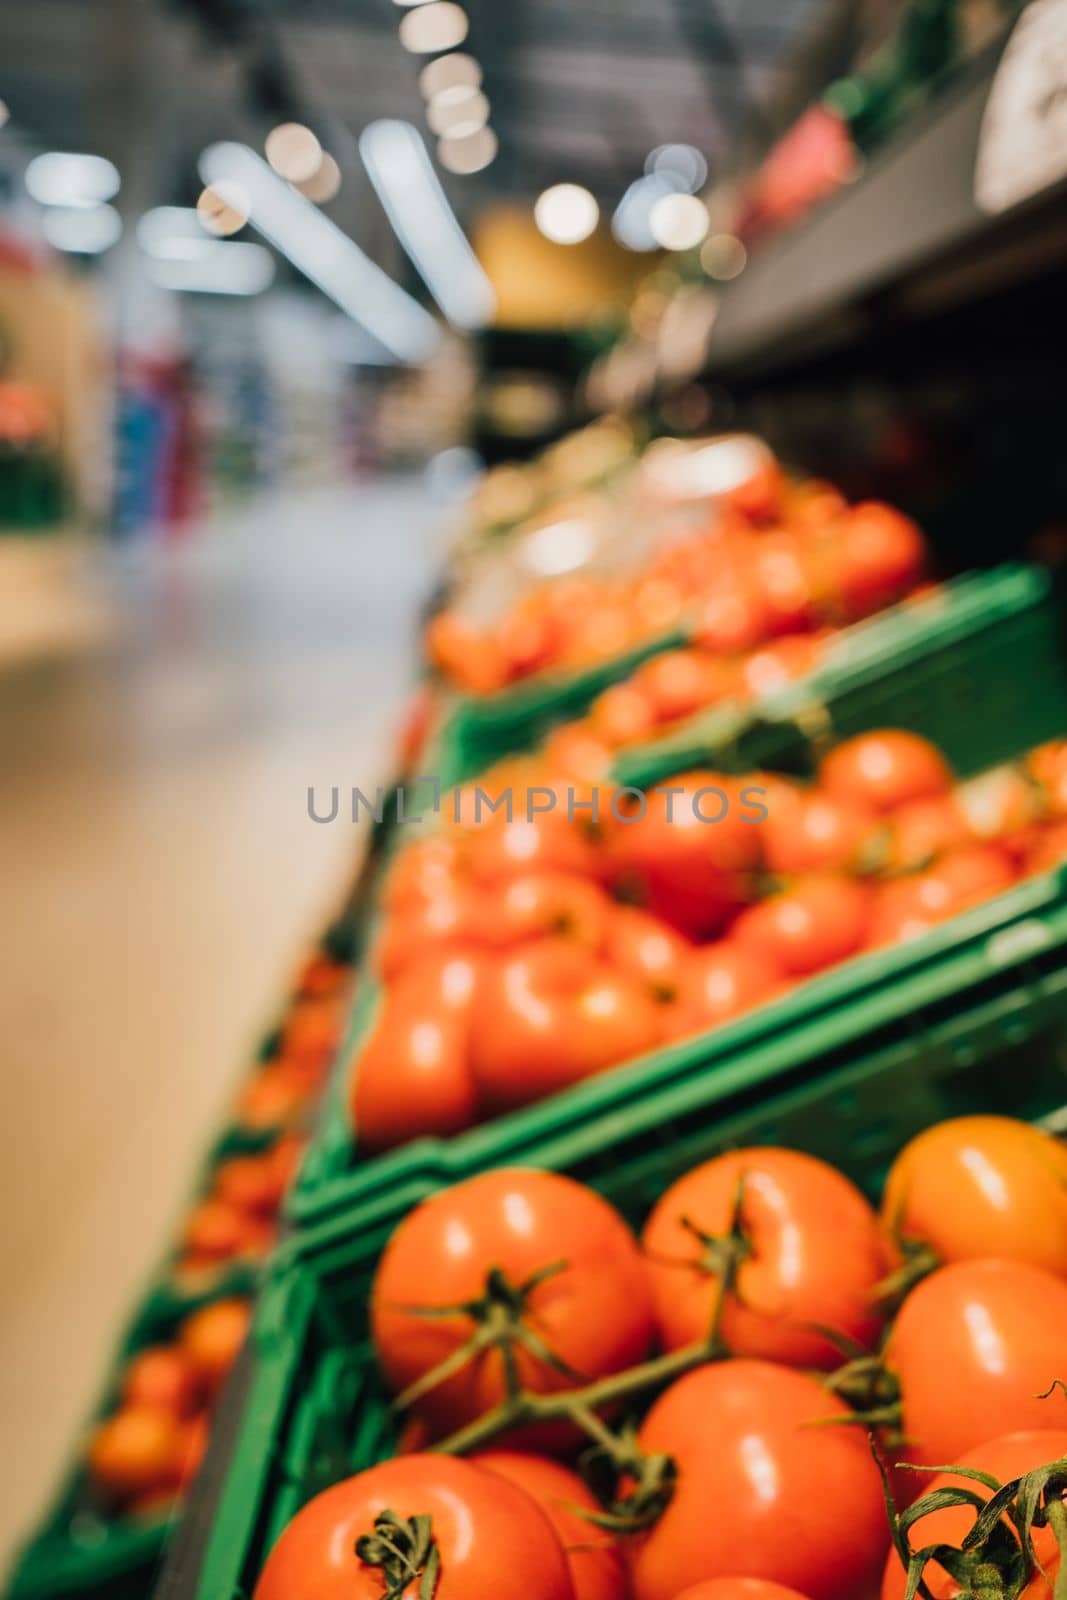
[1,0,1064,1580]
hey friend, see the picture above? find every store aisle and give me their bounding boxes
[0,479,437,1567]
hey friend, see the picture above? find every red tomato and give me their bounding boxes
[88,1407,186,1502]
[670,941,783,1036]
[634,650,731,725]
[381,837,462,912]
[882,1115,1067,1276]
[886,1259,1067,1470]
[881,794,971,872]
[180,1299,251,1398]
[761,786,878,875]
[738,634,827,701]
[1027,818,1067,874]
[642,1148,888,1367]
[832,503,925,619]
[589,683,659,748]
[427,611,511,695]
[731,876,871,976]
[213,1152,289,1218]
[544,723,614,784]
[693,575,772,656]
[604,905,693,1003]
[820,731,953,814]
[252,1455,575,1600]
[122,1347,203,1419]
[866,844,1017,948]
[629,1361,888,1600]
[371,1169,654,1446]
[282,998,343,1067]
[602,773,760,940]
[501,872,612,951]
[466,809,601,884]
[236,1061,318,1132]
[351,979,478,1154]
[475,1451,627,1600]
[375,885,499,981]
[880,1429,1067,1600]
[181,1198,270,1263]
[1027,740,1067,817]
[750,534,822,635]
[470,939,662,1112]
[672,1584,814,1600]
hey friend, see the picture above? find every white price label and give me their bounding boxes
[975,0,1067,214]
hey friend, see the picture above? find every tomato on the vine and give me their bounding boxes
[885,1258,1067,1471]
[475,1451,628,1600]
[641,1148,888,1367]
[880,1429,1067,1600]
[882,1115,1067,1277]
[252,1455,576,1600]
[629,1360,889,1600]
[371,1170,654,1447]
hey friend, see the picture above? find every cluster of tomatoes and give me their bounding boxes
[86,1297,251,1521]
[172,948,354,1281]
[350,731,1067,1154]
[426,459,927,698]
[252,1113,1067,1599]
[231,949,354,1141]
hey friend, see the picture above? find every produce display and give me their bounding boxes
[251,1117,1067,1600]
[426,439,927,699]
[350,732,1067,1153]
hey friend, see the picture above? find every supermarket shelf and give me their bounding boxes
[705,26,1067,379]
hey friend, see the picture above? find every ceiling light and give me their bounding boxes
[399,2,468,53]
[265,123,322,184]
[646,143,708,194]
[437,126,496,175]
[419,53,481,99]
[295,152,342,204]
[148,240,275,296]
[42,203,122,254]
[701,232,747,281]
[197,180,251,236]
[200,141,440,363]
[534,183,598,245]
[25,152,120,208]
[360,119,494,329]
[649,192,709,251]
[426,89,489,138]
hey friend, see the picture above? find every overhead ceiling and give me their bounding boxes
[2,0,831,263]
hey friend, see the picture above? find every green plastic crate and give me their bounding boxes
[189,875,1067,1600]
[286,564,1067,1229]
[3,1278,252,1600]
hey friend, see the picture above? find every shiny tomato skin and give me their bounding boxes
[730,876,871,976]
[672,1583,814,1600]
[179,1299,251,1398]
[381,837,461,912]
[375,886,498,981]
[252,1454,575,1600]
[122,1347,203,1419]
[500,872,612,951]
[589,683,659,748]
[371,1169,654,1447]
[475,1451,627,1600]
[761,786,879,875]
[886,1259,1067,1470]
[351,987,478,1154]
[882,795,971,872]
[544,723,614,784]
[880,1429,1067,1600]
[629,1361,889,1600]
[695,573,773,656]
[635,650,735,725]
[833,503,926,619]
[820,731,953,814]
[465,808,601,885]
[602,772,760,940]
[604,905,693,1003]
[883,1115,1067,1276]
[668,941,783,1038]
[469,939,663,1112]
[88,1407,187,1501]
[738,634,827,702]
[642,1148,888,1367]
